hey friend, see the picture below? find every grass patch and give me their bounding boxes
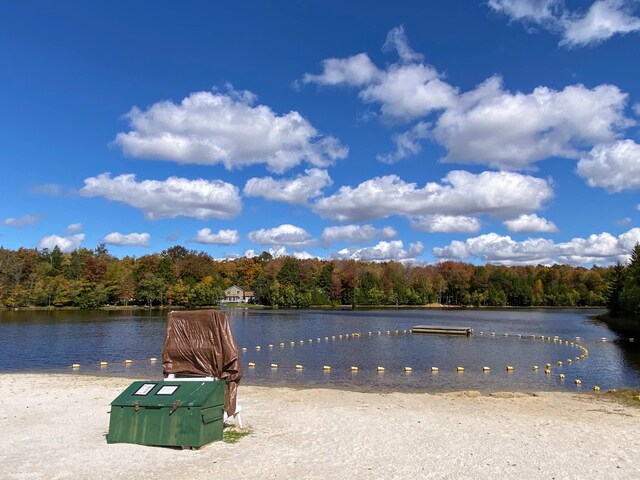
[603,389,640,408]
[223,428,251,444]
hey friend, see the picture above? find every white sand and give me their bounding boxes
[1,374,639,480]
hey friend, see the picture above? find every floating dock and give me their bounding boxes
[412,325,473,336]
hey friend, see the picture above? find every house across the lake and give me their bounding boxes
[223,285,254,303]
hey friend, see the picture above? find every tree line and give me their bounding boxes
[0,244,622,310]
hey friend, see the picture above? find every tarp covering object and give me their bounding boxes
[162,309,243,416]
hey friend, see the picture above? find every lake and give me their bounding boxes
[1,308,638,393]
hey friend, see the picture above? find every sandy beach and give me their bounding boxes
[1,373,639,480]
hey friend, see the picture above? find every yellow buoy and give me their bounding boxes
[377,366,385,372]
[351,366,359,372]
[290,341,295,346]
[567,359,572,364]
[559,373,565,379]
[575,357,580,361]
[242,347,248,352]
[317,338,321,342]
[482,366,491,372]
[268,344,273,348]
[270,363,278,368]
[345,334,350,339]
[506,366,514,372]
[457,366,465,372]
[124,359,133,364]
[71,363,80,369]
[256,346,261,350]
[594,386,601,392]
[323,365,331,371]
[295,364,303,370]
[545,369,551,375]
[431,367,439,372]
[150,357,157,362]
[339,335,343,339]
[491,332,496,336]
[557,361,563,366]
[575,379,582,385]
[404,366,413,372]
[533,365,539,371]
[280,342,285,347]
[100,361,108,367]
[308,339,313,343]
[248,362,256,367]
[545,363,551,368]
[299,340,304,345]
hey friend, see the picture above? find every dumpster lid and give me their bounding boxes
[111,380,224,408]
[162,309,243,416]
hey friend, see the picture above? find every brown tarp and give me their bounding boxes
[162,309,243,416]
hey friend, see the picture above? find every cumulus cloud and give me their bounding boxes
[313,170,553,222]
[333,240,424,262]
[3,214,42,228]
[503,214,558,233]
[433,227,640,266]
[410,215,481,233]
[302,53,380,86]
[65,223,83,234]
[488,0,640,47]
[303,27,632,170]
[243,247,316,260]
[433,77,630,170]
[38,234,85,253]
[103,232,150,247]
[247,224,314,247]
[321,224,397,244]
[80,173,241,220]
[377,121,430,164]
[576,140,640,192]
[243,168,332,204]
[114,86,347,174]
[193,228,240,245]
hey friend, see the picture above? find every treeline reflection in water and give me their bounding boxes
[1,308,638,393]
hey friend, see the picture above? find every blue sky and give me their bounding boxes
[1,0,640,266]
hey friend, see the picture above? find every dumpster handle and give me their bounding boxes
[170,400,181,414]
[133,401,140,413]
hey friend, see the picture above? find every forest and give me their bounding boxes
[0,243,627,310]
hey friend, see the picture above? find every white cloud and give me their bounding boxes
[377,121,430,163]
[433,77,630,170]
[193,228,240,245]
[410,215,481,233]
[243,246,316,260]
[333,240,424,262]
[243,168,332,205]
[80,173,241,220]
[576,140,640,192]
[304,28,632,170]
[302,53,380,86]
[314,170,553,222]
[38,234,85,253]
[503,214,558,233]
[114,86,347,174]
[562,0,640,47]
[488,0,640,47]
[103,232,150,247]
[304,38,456,121]
[3,214,41,228]
[65,223,83,233]
[434,227,640,266]
[321,224,397,244]
[247,224,314,247]
[382,25,424,63]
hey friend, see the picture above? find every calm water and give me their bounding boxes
[1,308,639,393]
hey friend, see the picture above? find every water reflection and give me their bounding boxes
[1,308,638,393]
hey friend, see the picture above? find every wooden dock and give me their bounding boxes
[411,325,473,336]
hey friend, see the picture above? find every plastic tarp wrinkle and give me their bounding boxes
[162,309,243,416]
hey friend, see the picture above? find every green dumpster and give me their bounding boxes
[107,380,225,448]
